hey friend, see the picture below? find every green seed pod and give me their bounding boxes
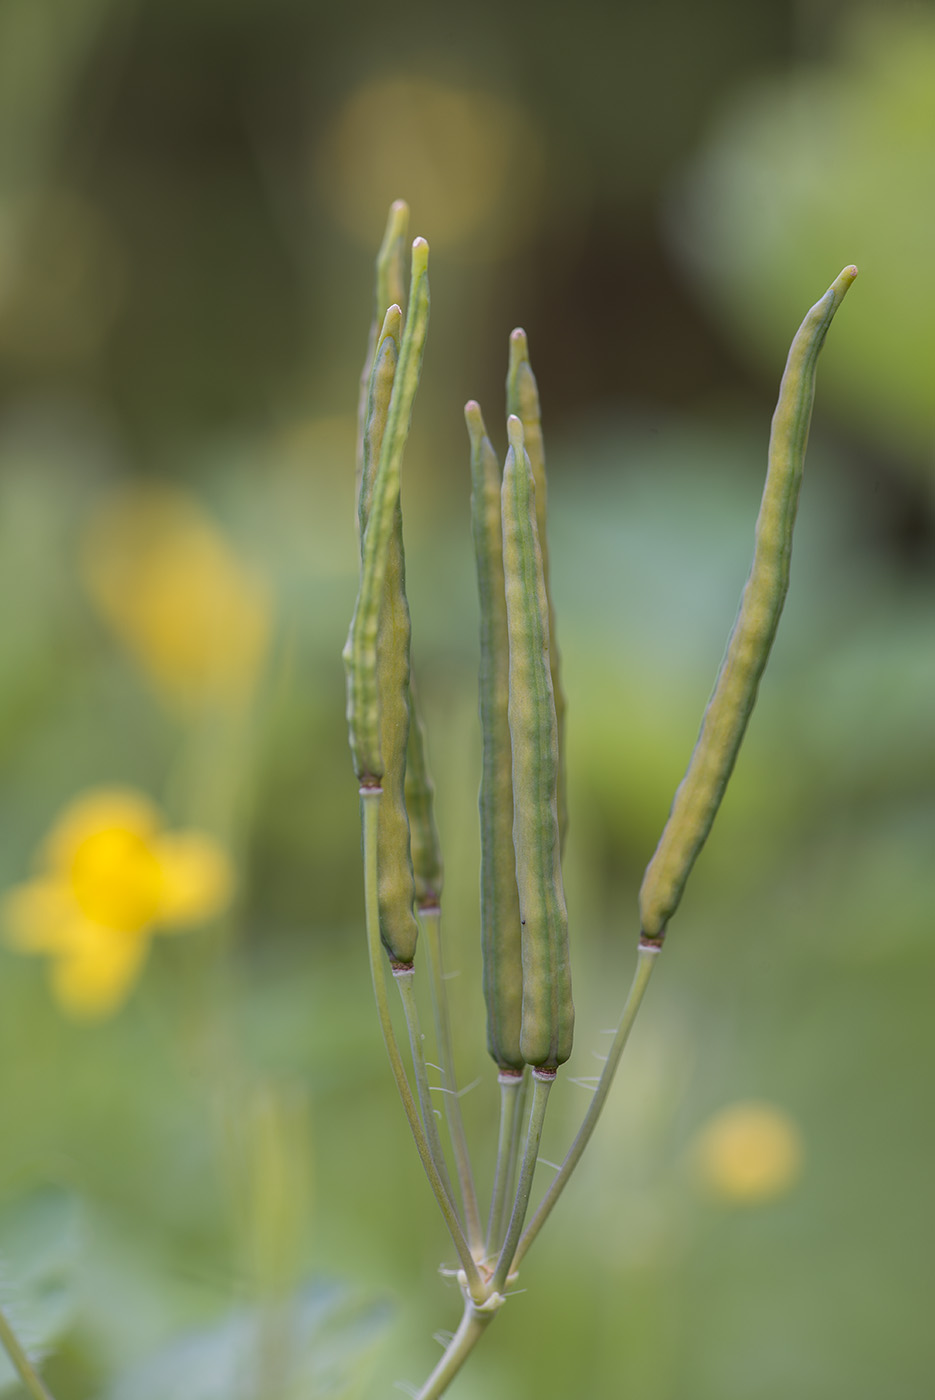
[374,498,419,966]
[405,680,444,912]
[355,295,418,966]
[358,304,403,542]
[507,329,567,852]
[356,201,410,495]
[639,265,858,942]
[501,414,573,1070]
[344,237,430,786]
[466,399,524,1072]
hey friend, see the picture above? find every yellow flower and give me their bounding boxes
[3,788,233,1020]
[81,484,271,711]
[692,1100,804,1204]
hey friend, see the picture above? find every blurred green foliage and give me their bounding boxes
[0,0,932,1397]
[674,4,935,467]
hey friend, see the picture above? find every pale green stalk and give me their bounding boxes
[361,792,484,1302]
[394,965,458,1215]
[514,943,659,1270]
[485,1069,526,1258]
[491,1069,554,1293]
[0,1308,56,1400]
[421,907,484,1256]
[414,1300,497,1400]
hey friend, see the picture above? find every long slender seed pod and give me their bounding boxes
[405,680,444,911]
[372,494,418,965]
[356,200,410,497]
[358,304,403,542]
[507,330,567,852]
[353,299,419,964]
[639,265,858,941]
[375,200,410,327]
[344,237,430,787]
[467,400,524,1072]
[501,415,573,1069]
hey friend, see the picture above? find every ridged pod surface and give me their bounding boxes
[344,237,430,787]
[346,239,431,965]
[639,266,858,941]
[356,201,409,495]
[405,684,444,912]
[501,414,573,1069]
[506,331,567,852]
[467,399,524,1072]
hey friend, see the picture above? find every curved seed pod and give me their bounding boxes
[467,399,524,1072]
[356,201,410,497]
[639,265,858,941]
[405,679,444,912]
[507,329,567,852]
[344,237,430,786]
[501,414,573,1069]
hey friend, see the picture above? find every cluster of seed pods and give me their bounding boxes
[343,200,855,1395]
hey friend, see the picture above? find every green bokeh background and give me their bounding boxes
[0,1,932,1397]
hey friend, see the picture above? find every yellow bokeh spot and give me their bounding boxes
[693,1101,804,1204]
[2,786,235,1020]
[70,826,164,932]
[315,75,544,258]
[81,484,271,710]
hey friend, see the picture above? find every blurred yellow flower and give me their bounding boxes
[81,484,271,711]
[3,788,233,1020]
[692,1100,804,1204]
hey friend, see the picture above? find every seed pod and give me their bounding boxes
[358,304,403,541]
[639,265,858,941]
[344,237,430,787]
[507,329,567,852]
[405,680,444,912]
[356,201,410,498]
[467,399,524,1072]
[356,299,419,965]
[501,414,573,1069]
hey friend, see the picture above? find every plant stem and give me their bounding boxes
[486,1069,526,1259]
[361,792,484,1302]
[421,907,484,1257]
[394,965,458,1213]
[513,942,659,1271]
[414,1299,496,1400]
[491,1069,553,1294]
[0,1308,56,1400]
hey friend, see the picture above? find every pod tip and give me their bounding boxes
[506,413,525,452]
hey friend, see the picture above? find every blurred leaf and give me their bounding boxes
[0,1188,82,1393]
[101,1281,390,1400]
[672,5,935,466]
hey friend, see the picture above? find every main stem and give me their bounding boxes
[0,1308,56,1400]
[513,942,659,1270]
[361,791,484,1301]
[414,1299,496,1400]
[421,908,484,1256]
